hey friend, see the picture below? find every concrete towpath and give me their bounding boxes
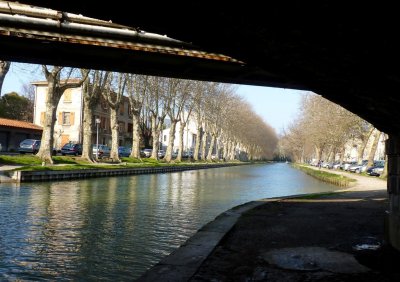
[139,166,400,281]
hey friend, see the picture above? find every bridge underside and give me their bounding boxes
[1,1,400,250]
[1,2,400,134]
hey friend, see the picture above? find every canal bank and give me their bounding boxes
[138,168,399,281]
[0,162,246,183]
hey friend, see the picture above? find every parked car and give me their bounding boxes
[158,150,165,159]
[366,160,385,176]
[341,161,357,171]
[118,146,131,157]
[92,144,111,159]
[18,139,41,154]
[348,160,368,173]
[142,148,152,157]
[370,166,384,177]
[61,142,82,156]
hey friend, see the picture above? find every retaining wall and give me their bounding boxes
[6,163,243,182]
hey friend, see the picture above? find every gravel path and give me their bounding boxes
[311,166,387,192]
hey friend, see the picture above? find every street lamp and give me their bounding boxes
[95,118,101,159]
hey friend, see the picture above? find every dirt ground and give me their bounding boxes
[191,188,400,281]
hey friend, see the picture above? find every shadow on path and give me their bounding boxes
[192,190,400,281]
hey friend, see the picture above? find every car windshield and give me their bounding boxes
[62,143,74,148]
[21,139,35,145]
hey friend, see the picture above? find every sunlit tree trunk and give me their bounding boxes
[151,115,160,159]
[194,125,202,161]
[177,122,185,162]
[223,140,228,161]
[207,133,216,161]
[81,78,94,162]
[165,120,177,162]
[37,66,86,164]
[381,154,388,178]
[101,72,126,162]
[201,130,207,160]
[357,128,374,164]
[229,141,236,160]
[127,74,147,159]
[130,113,141,158]
[367,129,381,168]
[109,107,120,161]
[81,70,108,162]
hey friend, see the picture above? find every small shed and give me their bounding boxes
[0,118,43,152]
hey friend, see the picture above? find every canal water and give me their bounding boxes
[0,163,339,280]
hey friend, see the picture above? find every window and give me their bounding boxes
[164,135,167,142]
[63,89,72,103]
[127,123,133,133]
[58,112,74,125]
[120,103,125,116]
[63,112,71,125]
[40,112,45,125]
[118,122,125,133]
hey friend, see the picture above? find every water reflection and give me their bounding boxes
[0,163,338,280]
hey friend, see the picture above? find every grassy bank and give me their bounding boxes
[292,164,356,187]
[0,155,246,171]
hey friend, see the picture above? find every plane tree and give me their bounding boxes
[36,66,87,164]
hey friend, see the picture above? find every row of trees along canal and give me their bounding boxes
[0,62,278,164]
[278,93,387,177]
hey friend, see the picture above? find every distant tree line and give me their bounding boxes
[278,93,385,171]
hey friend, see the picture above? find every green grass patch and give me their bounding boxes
[12,158,247,172]
[293,164,356,187]
[53,156,91,165]
[0,155,42,165]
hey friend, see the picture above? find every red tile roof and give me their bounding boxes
[0,118,43,131]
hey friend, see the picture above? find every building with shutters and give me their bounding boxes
[0,117,43,152]
[32,80,133,150]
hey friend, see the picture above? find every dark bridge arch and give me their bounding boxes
[1,1,400,250]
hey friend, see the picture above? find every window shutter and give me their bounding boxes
[70,112,75,125]
[40,112,45,125]
[64,89,72,102]
[58,112,63,125]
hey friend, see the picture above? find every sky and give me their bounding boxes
[2,63,306,135]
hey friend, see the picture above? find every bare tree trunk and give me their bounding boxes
[381,154,388,178]
[223,140,229,160]
[194,126,201,161]
[38,99,57,163]
[229,141,236,160]
[339,147,345,164]
[81,87,94,161]
[130,113,141,158]
[150,115,159,159]
[0,61,11,95]
[36,66,87,164]
[315,146,322,162]
[367,130,381,168]
[207,134,216,161]
[177,122,185,162]
[81,70,108,162]
[165,120,177,162]
[357,129,373,163]
[201,131,207,160]
[109,107,120,162]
